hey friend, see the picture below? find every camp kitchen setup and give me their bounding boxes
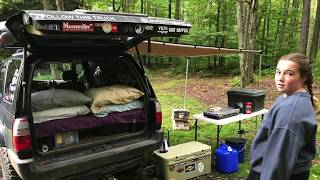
[138,35,267,178]
[154,88,267,178]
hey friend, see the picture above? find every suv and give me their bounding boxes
[0,10,191,180]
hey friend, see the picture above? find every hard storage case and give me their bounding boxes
[227,88,266,113]
[154,141,211,180]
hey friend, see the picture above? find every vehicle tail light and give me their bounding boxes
[155,100,162,126]
[111,24,118,33]
[13,118,32,152]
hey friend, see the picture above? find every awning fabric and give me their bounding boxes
[128,41,262,57]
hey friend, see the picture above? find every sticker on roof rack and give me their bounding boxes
[135,25,144,34]
[30,13,116,22]
[36,23,60,31]
[62,22,94,32]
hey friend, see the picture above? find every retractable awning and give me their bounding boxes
[128,41,262,57]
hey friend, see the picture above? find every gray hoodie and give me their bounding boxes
[250,92,317,180]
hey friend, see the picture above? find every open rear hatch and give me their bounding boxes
[1,10,191,55]
[1,10,191,156]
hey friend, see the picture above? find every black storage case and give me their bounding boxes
[227,88,266,113]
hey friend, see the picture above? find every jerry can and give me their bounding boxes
[215,144,238,173]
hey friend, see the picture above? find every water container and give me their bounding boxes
[225,137,246,163]
[215,144,238,174]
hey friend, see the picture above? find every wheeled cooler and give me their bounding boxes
[153,141,211,180]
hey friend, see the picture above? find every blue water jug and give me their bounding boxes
[215,144,238,173]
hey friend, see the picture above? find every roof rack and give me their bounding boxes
[0,10,192,55]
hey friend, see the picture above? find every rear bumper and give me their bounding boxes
[9,135,162,180]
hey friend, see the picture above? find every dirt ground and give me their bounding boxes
[158,75,320,109]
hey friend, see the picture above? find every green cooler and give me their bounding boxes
[154,141,211,180]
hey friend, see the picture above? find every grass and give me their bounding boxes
[150,74,320,179]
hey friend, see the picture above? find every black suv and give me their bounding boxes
[0,10,191,180]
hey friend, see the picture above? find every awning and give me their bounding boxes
[128,41,262,57]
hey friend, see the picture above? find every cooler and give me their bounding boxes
[227,88,266,113]
[154,141,211,180]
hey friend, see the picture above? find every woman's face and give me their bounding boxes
[275,59,306,96]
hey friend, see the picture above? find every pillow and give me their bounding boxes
[94,100,144,117]
[31,89,92,111]
[85,84,144,113]
[32,105,91,124]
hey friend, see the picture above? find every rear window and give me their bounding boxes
[31,57,140,93]
[3,59,21,103]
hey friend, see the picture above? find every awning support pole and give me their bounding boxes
[183,57,189,110]
[258,52,263,88]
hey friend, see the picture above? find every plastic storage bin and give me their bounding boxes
[54,131,79,148]
[225,138,246,163]
[227,88,266,113]
[215,144,238,174]
[154,141,211,180]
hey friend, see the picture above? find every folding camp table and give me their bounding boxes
[193,109,268,147]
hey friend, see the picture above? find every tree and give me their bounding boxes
[309,0,320,63]
[55,0,64,10]
[123,0,130,12]
[236,0,259,87]
[41,0,50,10]
[299,0,311,54]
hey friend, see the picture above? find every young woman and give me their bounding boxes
[248,53,317,180]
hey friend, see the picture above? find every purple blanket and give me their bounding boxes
[33,109,145,137]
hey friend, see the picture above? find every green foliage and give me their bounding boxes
[230,76,241,87]
[33,74,53,80]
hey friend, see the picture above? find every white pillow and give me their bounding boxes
[31,89,92,111]
[32,105,91,124]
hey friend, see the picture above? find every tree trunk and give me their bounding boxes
[288,0,299,49]
[264,0,271,55]
[299,0,311,54]
[123,0,130,12]
[131,0,136,11]
[309,0,320,63]
[140,0,144,14]
[171,0,181,68]
[220,1,227,67]
[237,0,259,87]
[113,0,121,12]
[277,0,290,55]
[55,0,64,11]
[41,0,49,10]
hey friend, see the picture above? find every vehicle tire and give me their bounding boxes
[1,147,21,180]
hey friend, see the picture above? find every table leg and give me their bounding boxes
[255,114,265,133]
[195,119,198,141]
[255,116,258,133]
[216,125,222,147]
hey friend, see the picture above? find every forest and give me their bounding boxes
[0,0,320,85]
